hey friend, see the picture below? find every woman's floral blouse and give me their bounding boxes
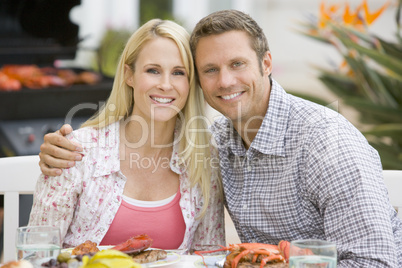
[29,120,225,251]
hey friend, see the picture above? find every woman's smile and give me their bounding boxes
[150,95,175,105]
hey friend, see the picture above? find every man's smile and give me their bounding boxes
[220,92,243,100]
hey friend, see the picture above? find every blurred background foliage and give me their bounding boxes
[93,29,131,77]
[293,0,402,169]
[139,0,173,25]
[93,0,174,77]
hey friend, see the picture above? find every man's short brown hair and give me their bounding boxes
[190,9,270,65]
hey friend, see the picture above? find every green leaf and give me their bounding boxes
[364,124,402,143]
[297,30,331,44]
[376,38,402,59]
[369,141,402,169]
[342,54,381,102]
[316,71,360,98]
[345,98,402,123]
[341,38,402,78]
[377,73,402,104]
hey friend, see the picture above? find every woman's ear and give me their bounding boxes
[124,64,134,87]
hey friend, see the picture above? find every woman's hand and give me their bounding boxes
[39,124,83,176]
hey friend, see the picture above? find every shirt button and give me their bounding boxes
[114,199,119,203]
[247,165,252,171]
[243,204,247,209]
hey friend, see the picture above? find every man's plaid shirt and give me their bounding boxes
[210,79,402,267]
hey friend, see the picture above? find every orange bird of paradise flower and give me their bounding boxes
[362,0,390,25]
[343,2,364,27]
[319,1,339,28]
[319,0,390,29]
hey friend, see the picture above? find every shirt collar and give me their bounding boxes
[250,79,288,156]
[210,79,289,157]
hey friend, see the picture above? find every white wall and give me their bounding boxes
[65,0,139,68]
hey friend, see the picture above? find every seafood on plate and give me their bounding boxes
[130,249,167,263]
[71,240,100,255]
[195,241,290,268]
[112,234,153,254]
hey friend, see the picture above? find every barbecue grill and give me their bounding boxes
[0,0,114,157]
[0,0,114,253]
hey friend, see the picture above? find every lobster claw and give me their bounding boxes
[278,240,290,262]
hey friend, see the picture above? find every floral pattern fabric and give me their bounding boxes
[29,120,225,251]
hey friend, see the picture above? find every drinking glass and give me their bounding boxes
[16,226,61,266]
[289,239,337,268]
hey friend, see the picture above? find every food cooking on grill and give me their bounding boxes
[0,64,101,91]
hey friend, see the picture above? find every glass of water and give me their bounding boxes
[16,226,61,266]
[289,239,337,268]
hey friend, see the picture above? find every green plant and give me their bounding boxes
[139,0,174,26]
[295,0,402,169]
[92,29,132,78]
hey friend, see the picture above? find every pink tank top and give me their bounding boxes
[100,189,185,249]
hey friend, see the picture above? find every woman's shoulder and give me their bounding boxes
[66,122,119,149]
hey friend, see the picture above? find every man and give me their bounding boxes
[39,10,402,267]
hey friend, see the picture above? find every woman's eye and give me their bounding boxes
[173,70,185,76]
[147,68,159,74]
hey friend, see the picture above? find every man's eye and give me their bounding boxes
[205,68,217,73]
[147,69,159,74]
[232,61,243,68]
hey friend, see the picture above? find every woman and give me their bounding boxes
[28,19,225,251]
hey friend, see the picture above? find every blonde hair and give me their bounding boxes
[81,19,217,216]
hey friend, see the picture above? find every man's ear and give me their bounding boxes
[262,51,273,76]
[124,64,134,87]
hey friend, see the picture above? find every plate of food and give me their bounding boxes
[57,235,181,267]
[139,251,180,267]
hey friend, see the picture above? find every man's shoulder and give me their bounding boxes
[287,93,349,128]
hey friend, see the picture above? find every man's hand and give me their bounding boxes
[39,124,83,176]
